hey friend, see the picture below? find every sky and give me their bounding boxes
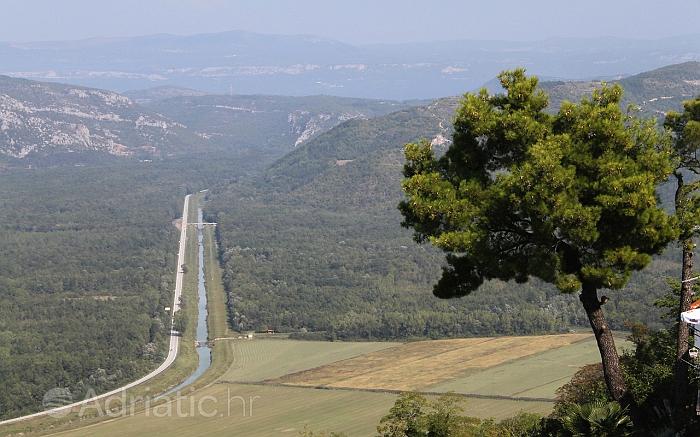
[1,0,698,44]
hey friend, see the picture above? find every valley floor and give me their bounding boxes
[47,333,626,437]
[0,196,631,437]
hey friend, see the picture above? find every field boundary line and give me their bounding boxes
[218,381,557,403]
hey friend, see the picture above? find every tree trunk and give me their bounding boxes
[674,241,694,410]
[673,169,695,413]
[675,243,694,358]
[579,282,629,402]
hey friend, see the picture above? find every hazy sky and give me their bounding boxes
[2,0,698,44]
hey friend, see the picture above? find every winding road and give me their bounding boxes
[0,194,192,426]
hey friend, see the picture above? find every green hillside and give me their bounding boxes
[208,99,580,339]
[265,98,457,191]
[207,63,699,340]
[542,61,700,115]
[146,94,417,159]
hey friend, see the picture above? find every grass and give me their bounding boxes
[46,340,404,437]
[219,339,399,383]
[49,382,557,437]
[426,341,599,398]
[427,335,631,399]
[50,383,398,437]
[202,226,232,340]
[271,334,592,393]
[47,333,609,437]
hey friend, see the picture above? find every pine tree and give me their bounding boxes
[664,97,700,412]
[400,69,676,404]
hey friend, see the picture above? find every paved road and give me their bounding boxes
[0,194,192,426]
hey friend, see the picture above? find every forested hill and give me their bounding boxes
[0,76,204,162]
[208,62,699,340]
[208,92,587,338]
[143,94,417,158]
[264,97,458,192]
[541,61,700,115]
[122,86,209,104]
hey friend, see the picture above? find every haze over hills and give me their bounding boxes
[2,31,700,99]
[2,61,698,165]
[2,61,697,166]
[122,86,209,104]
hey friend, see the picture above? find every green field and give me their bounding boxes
[52,382,557,437]
[219,339,398,383]
[427,335,631,399]
[203,226,233,340]
[48,334,611,437]
[270,334,593,393]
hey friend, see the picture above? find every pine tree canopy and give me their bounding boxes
[400,69,677,298]
[665,98,700,169]
[665,97,700,242]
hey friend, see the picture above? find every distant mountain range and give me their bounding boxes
[0,76,417,163]
[0,76,201,162]
[266,61,700,197]
[2,31,700,99]
[1,61,698,164]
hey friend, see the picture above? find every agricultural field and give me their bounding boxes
[427,335,627,399]
[269,334,594,394]
[50,334,622,437]
[218,339,399,383]
[54,382,556,437]
[202,227,234,341]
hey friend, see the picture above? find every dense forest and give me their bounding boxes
[209,177,678,340]
[0,154,247,420]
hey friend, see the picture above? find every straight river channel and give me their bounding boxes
[164,207,212,395]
